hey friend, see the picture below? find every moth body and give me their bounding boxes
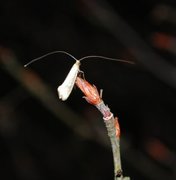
[57,60,80,101]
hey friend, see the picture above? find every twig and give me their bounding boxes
[76,76,130,180]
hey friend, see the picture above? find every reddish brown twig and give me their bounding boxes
[76,76,130,180]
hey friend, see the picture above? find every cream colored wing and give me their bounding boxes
[57,60,80,101]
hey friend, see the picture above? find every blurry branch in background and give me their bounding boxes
[144,138,176,169]
[0,87,28,135]
[151,32,176,56]
[81,0,176,89]
[151,4,176,25]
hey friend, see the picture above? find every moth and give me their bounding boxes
[57,60,80,100]
[24,51,134,101]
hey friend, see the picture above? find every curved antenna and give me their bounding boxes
[79,55,134,64]
[24,51,77,67]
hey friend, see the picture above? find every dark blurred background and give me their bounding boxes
[1,0,176,179]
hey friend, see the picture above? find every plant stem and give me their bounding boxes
[104,117,122,178]
[75,77,130,179]
[96,101,130,180]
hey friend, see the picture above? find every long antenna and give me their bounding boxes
[79,55,134,64]
[24,51,77,67]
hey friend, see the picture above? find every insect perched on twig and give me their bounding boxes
[24,51,134,101]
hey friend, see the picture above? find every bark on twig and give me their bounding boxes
[96,101,130,180]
